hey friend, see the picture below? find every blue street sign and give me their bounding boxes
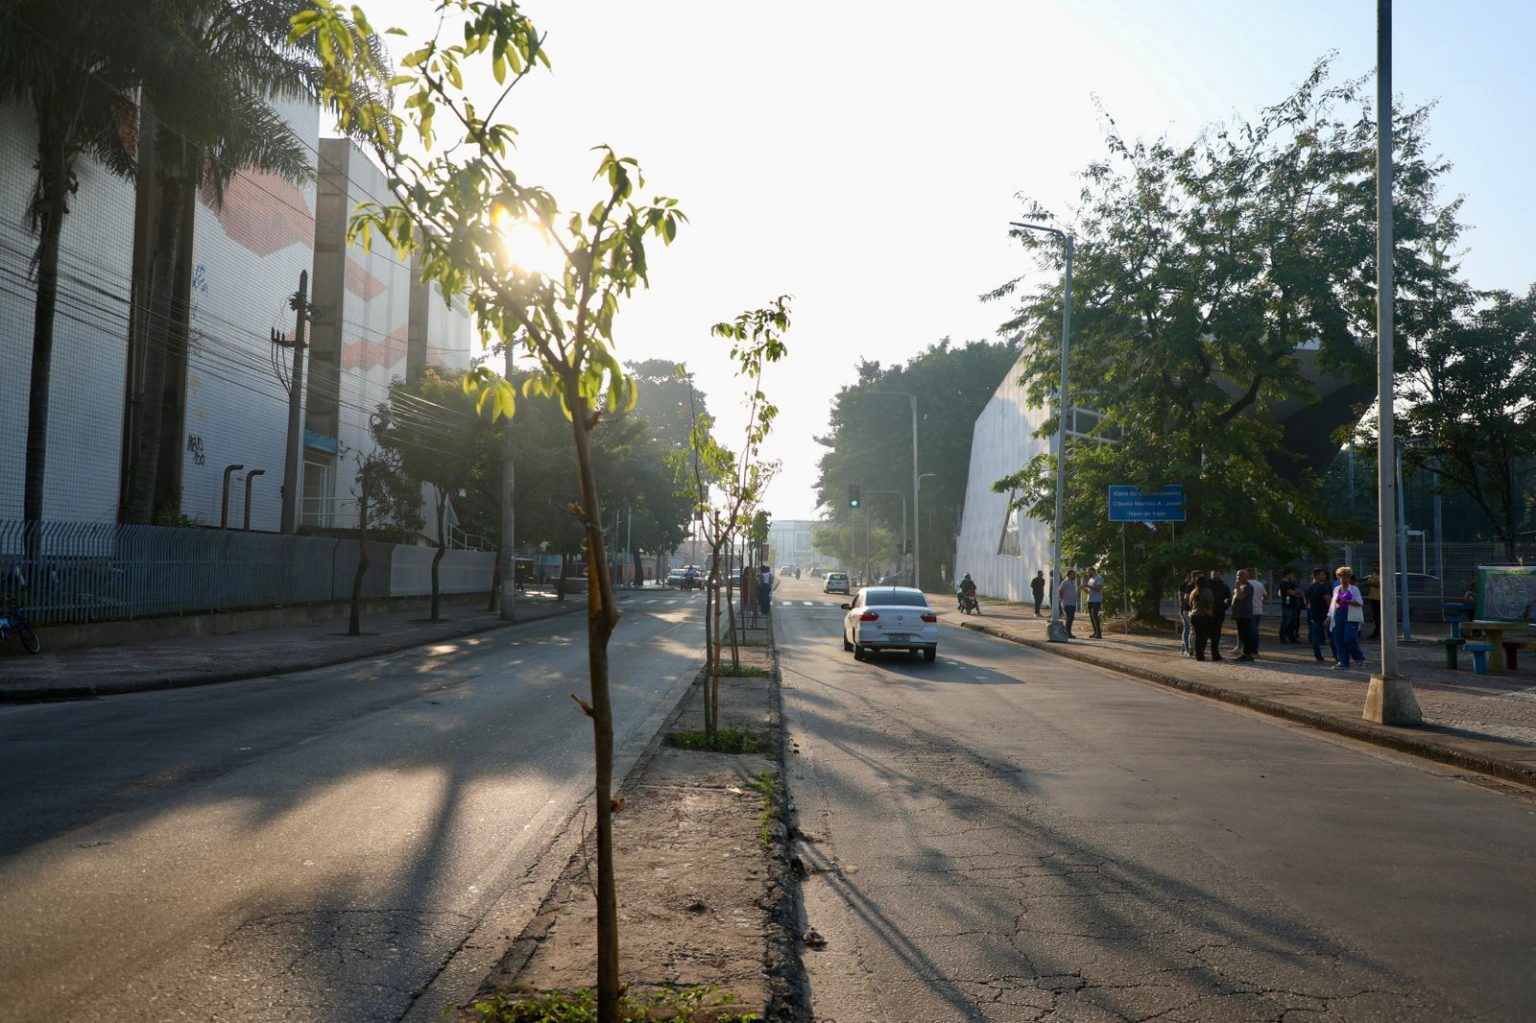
[1107,484,1186,522]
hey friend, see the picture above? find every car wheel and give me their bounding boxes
[853,643,865,660]
[843,630,853,652]
[923,646,937,662]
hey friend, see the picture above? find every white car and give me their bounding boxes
[841,586,939,662]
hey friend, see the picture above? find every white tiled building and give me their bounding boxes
[1,99,476,531]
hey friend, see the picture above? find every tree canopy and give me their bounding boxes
[991,58,1466,617]
[814,337,1021,587]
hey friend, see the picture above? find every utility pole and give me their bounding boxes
[275,270,310,534]
[499,345,517,620]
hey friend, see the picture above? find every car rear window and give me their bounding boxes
[866,588,928,607]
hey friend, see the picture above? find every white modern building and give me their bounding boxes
[951,355,1054,602]
[2,99,476,532]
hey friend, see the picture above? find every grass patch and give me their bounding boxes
[666,726,766,754]
[467,985,756,1022]
[717,664,768,677]
[751,771,776,849]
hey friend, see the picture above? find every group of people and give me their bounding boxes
[1179,566,1372,669]
[1048,567,1105,639]
[739,564,776,617]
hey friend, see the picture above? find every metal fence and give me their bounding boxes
[0,520,493,626]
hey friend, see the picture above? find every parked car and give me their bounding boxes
[841,586,939,662]
[824,571,850,595]
[665,568,688,588]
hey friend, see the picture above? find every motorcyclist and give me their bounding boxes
[957,573,978,611]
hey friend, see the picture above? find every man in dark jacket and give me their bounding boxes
[1030,570,1046,617]
[1207,569,1232,652]
[1304,567,1332,662]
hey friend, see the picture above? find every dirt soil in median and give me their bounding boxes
[464,624,807,1021]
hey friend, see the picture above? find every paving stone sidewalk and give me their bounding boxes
[928,593,1536,788]
[0,591,591,702]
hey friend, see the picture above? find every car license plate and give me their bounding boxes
[885,633,910,642]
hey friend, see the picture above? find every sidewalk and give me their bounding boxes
[0,591,590,702]
[931,595,1536,788]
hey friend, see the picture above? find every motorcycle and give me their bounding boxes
[957,590,980,615]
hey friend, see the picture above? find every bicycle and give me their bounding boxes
[0,600,40,655]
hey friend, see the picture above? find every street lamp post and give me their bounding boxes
[918,472,937,589]
[1364,0,1422,725]
[1010,220,1073,642]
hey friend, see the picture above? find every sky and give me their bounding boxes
[365,0,1536,522]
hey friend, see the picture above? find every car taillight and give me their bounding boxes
[920,613,937,623]
[859,611,879,621]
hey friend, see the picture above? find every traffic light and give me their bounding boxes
[848,484,861,509]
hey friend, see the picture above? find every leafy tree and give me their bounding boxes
[991,59,1462,619]
[1400,286,1536,559]
[2,1,138,531]
[689,298,791,726]
[372,368,486,620]
[345,444,419,635]
[814,339,1020,588]
[629,358,708,452]
[123,0,321,523]
[297,5,685,1019]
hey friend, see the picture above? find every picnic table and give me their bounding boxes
[1462,620,1531,672]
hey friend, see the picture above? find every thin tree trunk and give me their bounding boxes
[349,471,371,636]
[488,541,502,611]
[566,397,621,1023]
[24,108,69,539]
[430,490,446,621]
[126,149,192,524]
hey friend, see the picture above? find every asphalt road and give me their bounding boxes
[0,593,706,1023]
[775,577,1536,1022]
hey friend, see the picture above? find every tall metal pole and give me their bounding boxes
[910,394,920,590]
[1365,0,1422,725]
[499,345,517,620]
[279,270,309,534]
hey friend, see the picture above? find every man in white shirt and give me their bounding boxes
[1248,571,1268,657]
[1084,566,1105,638]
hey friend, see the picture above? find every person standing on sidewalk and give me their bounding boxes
[1328,566,1366,669]
[1277,570,1301,643]
[1188,572,1221,661]
[1085,565,1105,638]
[1058,570,1079,638]
[1209,569,1231,654]
[1364,565,1382,639]
[1231,569,1257,661]
[1248,570,1268,658]
[1178,570,1197,657]
[1030,570,1046,617]
[1304,567,1332,662]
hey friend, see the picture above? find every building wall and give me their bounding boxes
[0,102,136,524]
[952,354,1055,601]
[179,95,319,530]
[767,519,818,570]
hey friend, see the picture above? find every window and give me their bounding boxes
[998,498,1022,557]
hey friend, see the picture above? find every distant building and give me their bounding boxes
[767,519,818,569]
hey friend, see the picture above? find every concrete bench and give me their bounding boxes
[1464,641,1495,676]
[1505,641,1530,671]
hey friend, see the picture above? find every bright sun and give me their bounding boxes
[493,208,562,278]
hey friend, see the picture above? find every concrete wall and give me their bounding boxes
[951,354,1055,602]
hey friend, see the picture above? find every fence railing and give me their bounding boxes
[0,520,493,626]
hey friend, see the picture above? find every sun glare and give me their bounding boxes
[494,208,563,278]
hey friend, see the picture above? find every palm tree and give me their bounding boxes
[121,0,316,523]
[0,1,138,531]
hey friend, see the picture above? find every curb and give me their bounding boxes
[960,620,1536,789]
[0,601,586,705]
